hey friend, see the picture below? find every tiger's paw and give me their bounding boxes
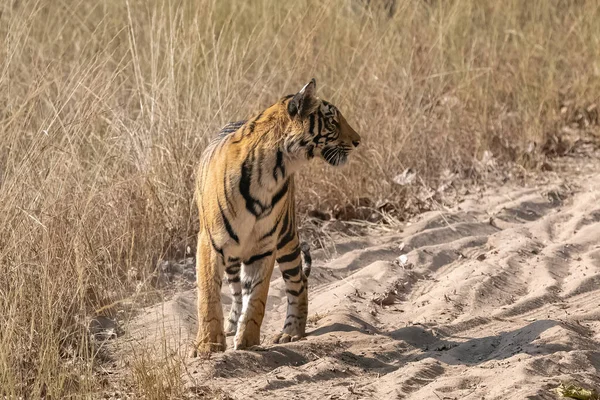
[271,332,305,344]
[234,320,263,350]
[234,332,261,350]
[188,342,226,358]
[234,338,261,350]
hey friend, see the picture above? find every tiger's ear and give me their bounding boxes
[288,78,319,119]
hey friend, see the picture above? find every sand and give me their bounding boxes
[108,157,600,399]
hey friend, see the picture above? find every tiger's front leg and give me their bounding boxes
[234,251,276,350]
[190,233,226,356]
[273,240,309,344]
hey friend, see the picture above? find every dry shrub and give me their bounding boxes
[1,0,599,396]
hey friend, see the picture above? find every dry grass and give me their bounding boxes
[1,0,599,396]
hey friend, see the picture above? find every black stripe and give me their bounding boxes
[242,278,265,293]
[312,113,325,144]
[307,144,314,159]
[286,140,294,153]
[219,201,239,243]
[270,179,289,208]
[277,221,295,250]
[207,229,223,258]
[286,285,305,297]
[277,247,301,264]
[239,152,262,216]
[279,211,289,238]
[225,265,240,275]
[283,322,292,329]
[273,149,285,181]
[229,120,248,144]
[218,120,246,138]
[223,172,236,213]
[309,114,315,134]
[245,250,273,265]
[317,113,322,136]
[228,256,240,263]
[280,263,301,280]
[259,210,284,241]
[264,111,278,124]
[277,220,296,250]
[252,279,264,292]
[246,121,256,135]
[227,276,241,283]
[243,111,263,138]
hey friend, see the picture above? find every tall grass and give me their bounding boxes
[1,0,599,396]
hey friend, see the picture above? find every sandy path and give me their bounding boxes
[113,158,600,399]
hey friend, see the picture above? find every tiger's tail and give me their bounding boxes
[300,241,312,278]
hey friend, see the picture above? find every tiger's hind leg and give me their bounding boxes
[224,261,242,336]
[272,238,310,344]
[234,252,276,350]
[190,233,226,356]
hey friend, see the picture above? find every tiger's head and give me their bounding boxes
[285,79,361,167]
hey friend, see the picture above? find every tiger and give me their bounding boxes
[191,79,361,355]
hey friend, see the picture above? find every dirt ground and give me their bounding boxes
[106,155,600,399]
